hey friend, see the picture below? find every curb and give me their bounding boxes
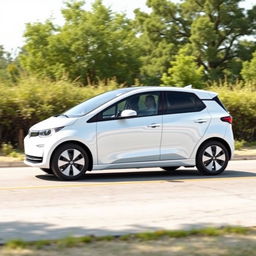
[232,155,256,161]
[0,161,27,168]
[0,155,256,168]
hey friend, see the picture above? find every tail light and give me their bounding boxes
[221,116,233,124]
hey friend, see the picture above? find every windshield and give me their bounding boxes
[63,88,134,117]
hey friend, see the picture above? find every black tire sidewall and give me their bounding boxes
[51,143,89,181]
[196,141,229,175]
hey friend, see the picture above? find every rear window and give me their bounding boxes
[164,91,206,114]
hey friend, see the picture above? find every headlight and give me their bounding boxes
[39,129,52,137]
[29,126,64,137]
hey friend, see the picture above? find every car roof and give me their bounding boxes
[118,86,217,99]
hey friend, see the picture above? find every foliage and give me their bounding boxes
[136,0,256,84]
[235,140,246,150]
[0,76,120,146]
[0,143,24,159]
[0,46,15,83]
[0,142,14,155]
[1,1,256,146]
[1,76,256,146]
[19,0,141,85]
[0,46,9,81]
[241,51,256,82]
[209,81,256,141]
[161,48,204,88]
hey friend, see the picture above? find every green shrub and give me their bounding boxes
[209,81,256,141]
[0,76,120,146]
[0,143,14,155]
[0,143,24,159]
[1,77,256,145]
[235,140,246,150]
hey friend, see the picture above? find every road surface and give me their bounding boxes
[0,160,256,242]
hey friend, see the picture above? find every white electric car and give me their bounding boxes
[24,86,234,180]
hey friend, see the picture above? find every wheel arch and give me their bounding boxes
[50,140,93,171]
[197,137,232,160]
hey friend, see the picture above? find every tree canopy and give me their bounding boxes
[20,0,141,85]
[7,0,256,86]
[136,0,256,84]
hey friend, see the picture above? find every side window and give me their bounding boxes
[102,101,125,119]
[100,92,160,120]
[165,92,205,114]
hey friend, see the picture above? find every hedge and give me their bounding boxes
[0,78,255,149]
[0,77,120,148]
[210,82,256,141]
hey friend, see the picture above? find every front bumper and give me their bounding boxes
[24,135,53,168]
[25,155,43,164]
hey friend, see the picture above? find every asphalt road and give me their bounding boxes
[1,160,256,242]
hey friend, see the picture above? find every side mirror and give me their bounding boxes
[120,109,137,118]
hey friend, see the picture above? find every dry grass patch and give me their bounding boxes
[1,227,256,256]
[1,235,256,256]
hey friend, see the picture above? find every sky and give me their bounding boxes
[0,0,255,55]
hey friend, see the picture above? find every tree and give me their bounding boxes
[136,0,256,84]
[161,48,204,88]
[19,21,61,79]
[241,51,256,82]
[0,46,19,83]
[0,46,10,82]
[135,0,188,85]
[20,0,141,85]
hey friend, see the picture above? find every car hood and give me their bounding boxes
[30,116,78,131]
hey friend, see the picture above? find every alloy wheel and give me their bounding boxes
[202,145,226,172]
[58,149,85,177]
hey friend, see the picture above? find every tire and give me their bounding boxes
[196,140,229,175]
[161,166,180,172]
[51,143,89,181]
[40,168,54,175]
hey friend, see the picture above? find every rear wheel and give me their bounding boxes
[40,168,53,175]
[51,143,89,181]
[196,141,229,175]
[161,166,180,172]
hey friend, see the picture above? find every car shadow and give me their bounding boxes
[35,168,256,183]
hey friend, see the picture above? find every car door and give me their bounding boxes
[96,92,163,165]
[160,91,211,160]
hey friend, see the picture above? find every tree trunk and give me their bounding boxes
[18,129,24,151]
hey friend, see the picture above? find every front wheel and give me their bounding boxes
[196,141,229,175]
[51,143,89,181]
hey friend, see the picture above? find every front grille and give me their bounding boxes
[26,155,43,163]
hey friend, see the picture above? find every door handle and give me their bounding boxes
[194,119,207,124]
[147,123,161,128]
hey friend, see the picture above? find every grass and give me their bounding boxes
[1,226,256,256]
[2,226,252,250]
